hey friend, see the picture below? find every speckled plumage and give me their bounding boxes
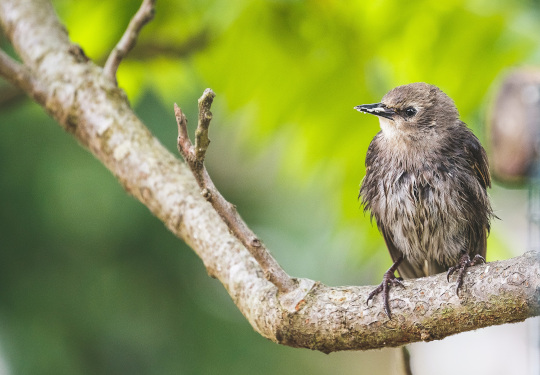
[357,83,493,280]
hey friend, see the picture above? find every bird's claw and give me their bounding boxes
[446,253,485,296]
[366,269,405,319]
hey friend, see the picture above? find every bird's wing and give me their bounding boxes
[462,128,490,259]
[463,129,491,189]
[477,228,488,259]
[380,225,425,279]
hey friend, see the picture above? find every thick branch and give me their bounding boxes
[0,0,538,353]
[175,96,297,293]
[275,251,539,352]
[103,0,156,83]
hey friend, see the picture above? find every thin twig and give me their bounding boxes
[195,88,214,162]
[0,49,46,105]
[103,0,156,83]
[126,29,209,60]
[175,90,297,293]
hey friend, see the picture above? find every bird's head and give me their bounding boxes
[355,83,459,143]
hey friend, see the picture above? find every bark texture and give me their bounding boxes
[0,0,538,353]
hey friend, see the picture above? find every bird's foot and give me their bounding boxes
[446,252,485,296]
[366,257,405,319]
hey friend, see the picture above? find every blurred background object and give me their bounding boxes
[485,68,540,375]
[0,0,539,374]
[488,68,540,185]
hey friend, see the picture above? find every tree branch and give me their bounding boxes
[194,89,213,162]
[174,92,297,293]
[0,0,538,354]
[0,49,46,105]
[103,0,156,83]
[126,29,210,60]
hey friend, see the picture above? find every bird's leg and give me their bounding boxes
[446,251,485,296]
[366,255,405,319]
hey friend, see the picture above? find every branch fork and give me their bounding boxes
[175,89,297,294]
[104,0,157,83]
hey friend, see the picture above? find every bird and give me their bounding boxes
[354,82,493,318]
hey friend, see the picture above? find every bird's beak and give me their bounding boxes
[354,103,395,121]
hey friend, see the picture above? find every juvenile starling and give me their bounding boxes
[355,83,493,318]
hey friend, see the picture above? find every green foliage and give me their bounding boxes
[1,0,538,373]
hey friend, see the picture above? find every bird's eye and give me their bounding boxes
[405,107,417,117]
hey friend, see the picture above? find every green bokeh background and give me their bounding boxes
[0,0,538,374]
